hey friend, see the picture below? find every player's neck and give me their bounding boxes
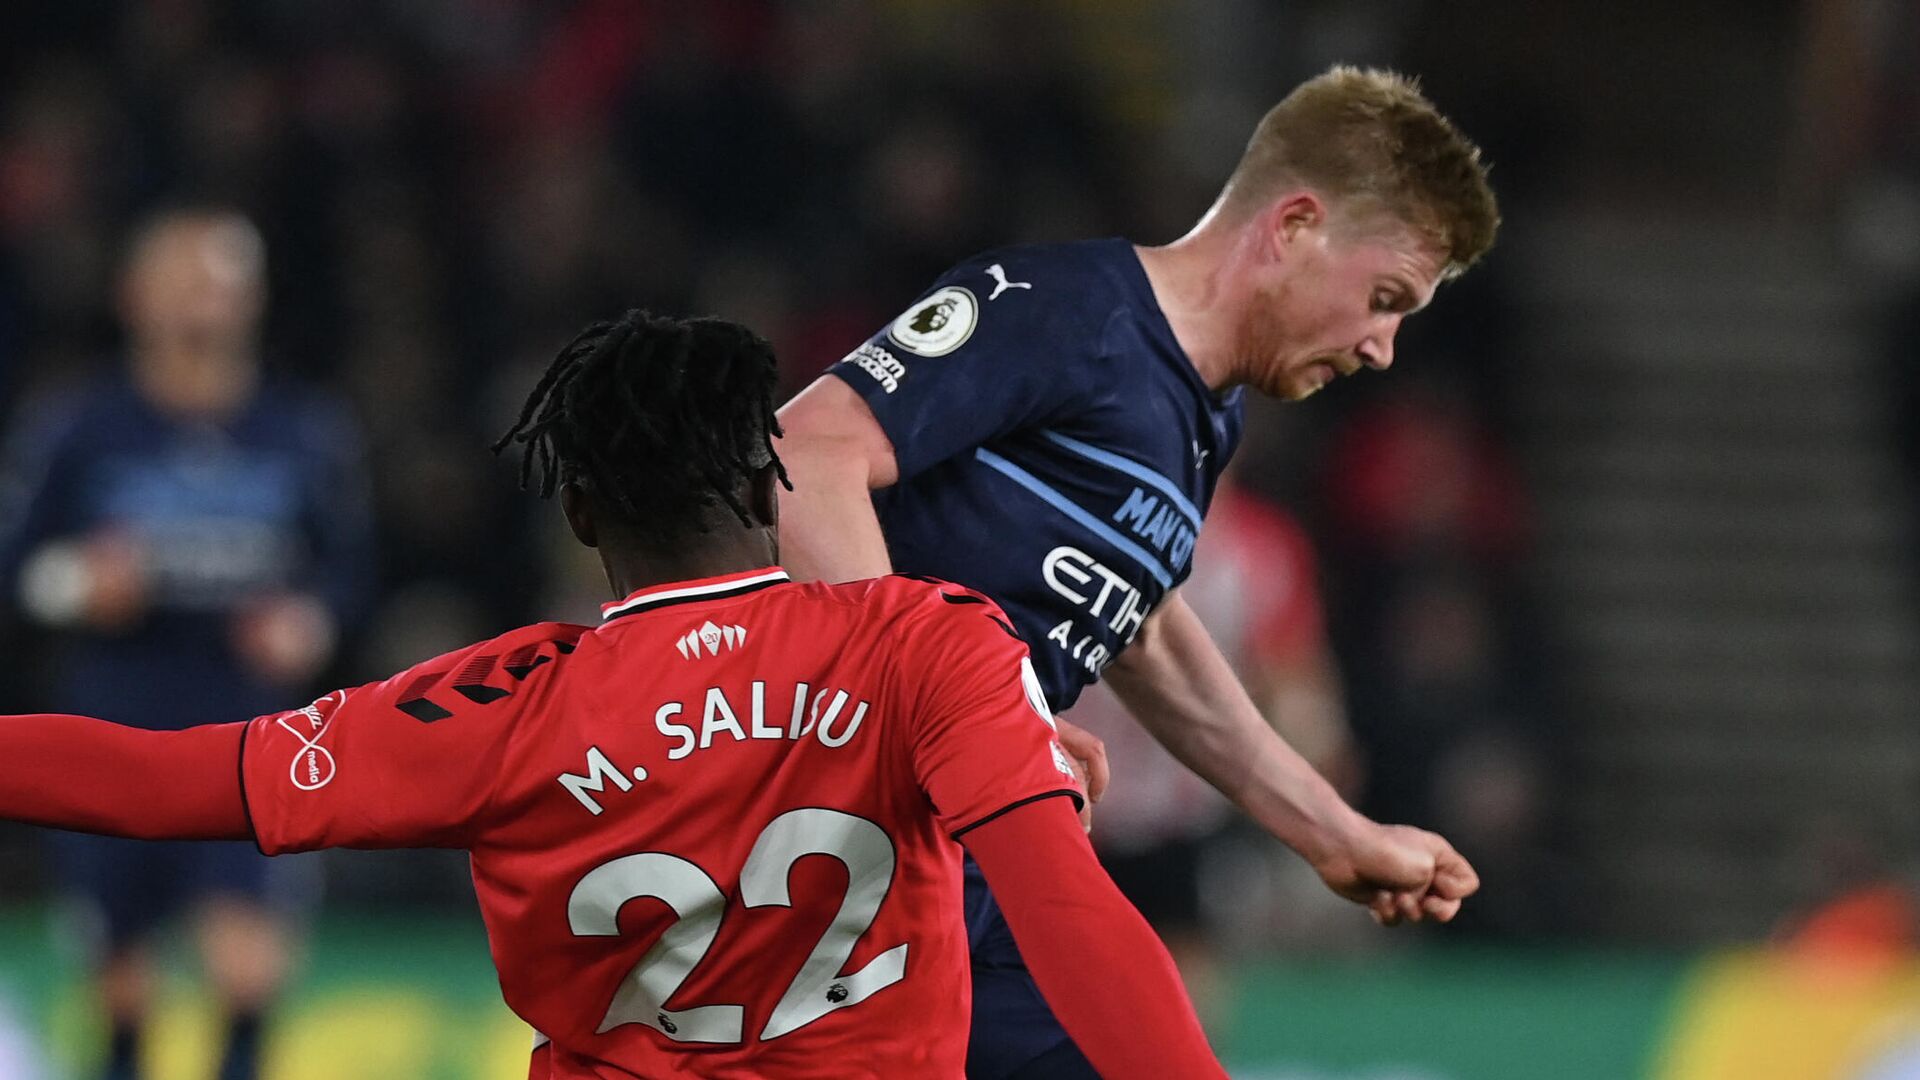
[1134,238,1240,392]
[598,533,782,601]
[131,347,259,422]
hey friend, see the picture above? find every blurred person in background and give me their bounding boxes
[0,207,372,1080]
[1072,467,1364,1023]
[777,65,1496,1079]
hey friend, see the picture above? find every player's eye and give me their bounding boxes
[1373,288,1412,314]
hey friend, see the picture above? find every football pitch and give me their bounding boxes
[1,908,1909,1079]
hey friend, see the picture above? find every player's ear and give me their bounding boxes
[1268,191,1328,258]
[560,483,599,549]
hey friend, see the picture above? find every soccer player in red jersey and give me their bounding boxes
[0,312,1225,1079]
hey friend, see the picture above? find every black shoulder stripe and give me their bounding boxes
[986,614,1020,641]
[940,593,987,606]
[505,653,552,680]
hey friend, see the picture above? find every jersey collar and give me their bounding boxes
[600,566,791,622]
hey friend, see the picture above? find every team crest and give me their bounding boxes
[676,620,748,659]
[888,286,978,356]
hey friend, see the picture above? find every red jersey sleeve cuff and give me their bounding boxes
[950,789,1083,840]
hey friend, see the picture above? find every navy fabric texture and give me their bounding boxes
[831,238,1243,713]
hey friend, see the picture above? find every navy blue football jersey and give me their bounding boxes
[0,375,373,727]
[829,239,1244,711]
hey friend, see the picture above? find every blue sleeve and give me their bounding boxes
[827,254,1107,481]
[0,391,91,601]
[288,392,376,626]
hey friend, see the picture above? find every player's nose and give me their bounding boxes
[1357,336,1394,371]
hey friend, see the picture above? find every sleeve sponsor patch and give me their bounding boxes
[844,343,908,393]
[888,286,978,356]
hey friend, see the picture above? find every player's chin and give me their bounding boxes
[1270,361,1337,401]
[1278,374,1325,402]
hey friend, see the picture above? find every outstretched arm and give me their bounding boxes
[964,795,1228,1080]
[0,714,250,840]
[1106,592,1478,924]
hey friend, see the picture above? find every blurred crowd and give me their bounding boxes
[0,0,1572,956]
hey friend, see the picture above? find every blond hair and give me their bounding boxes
[1221,66,1499,275]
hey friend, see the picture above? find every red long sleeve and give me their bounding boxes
[0,714,251,840]
[962,795,1228,1080]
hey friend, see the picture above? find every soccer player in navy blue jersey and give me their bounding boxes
[0,209,372,1080]
[778,67,1501,1079]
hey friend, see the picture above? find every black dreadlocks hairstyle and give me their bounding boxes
[493,310,790,547]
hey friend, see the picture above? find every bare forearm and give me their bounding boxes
[774,434,896,582]
[1106,597,1362,863]
[0,714,251,840]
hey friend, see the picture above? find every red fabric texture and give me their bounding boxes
[965,796,1228,1080]
[239,570,1080,1078]
[0,715,249,840]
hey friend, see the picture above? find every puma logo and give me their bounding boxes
[985,263,1032,300]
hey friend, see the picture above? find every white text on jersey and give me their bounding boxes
[558,746,645,815]
[555,681,873,816]
[846,342,906,394]
[655,682,870,761]
[1041,545,1155,677]
[1042,545,1150,642]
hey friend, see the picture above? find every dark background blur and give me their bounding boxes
[1,1,1918,1075]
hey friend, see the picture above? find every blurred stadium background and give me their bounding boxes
[2,1,1918,1077]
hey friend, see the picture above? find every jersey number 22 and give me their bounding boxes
[567,808,908,1043]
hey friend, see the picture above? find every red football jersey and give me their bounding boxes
[239,568,1082,1079]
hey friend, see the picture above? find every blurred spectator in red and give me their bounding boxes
[1316,373,1540,818]
[1321,375,1528,565]
[1775,815,1919,973]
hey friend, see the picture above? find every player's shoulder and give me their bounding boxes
[472,620,594,676]
[889,239,1132,361]
[480,619,593,656]
[376,620,593,698]
[818,574,1022,649]
[813,572,997,610]
[933,239,1132,309]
